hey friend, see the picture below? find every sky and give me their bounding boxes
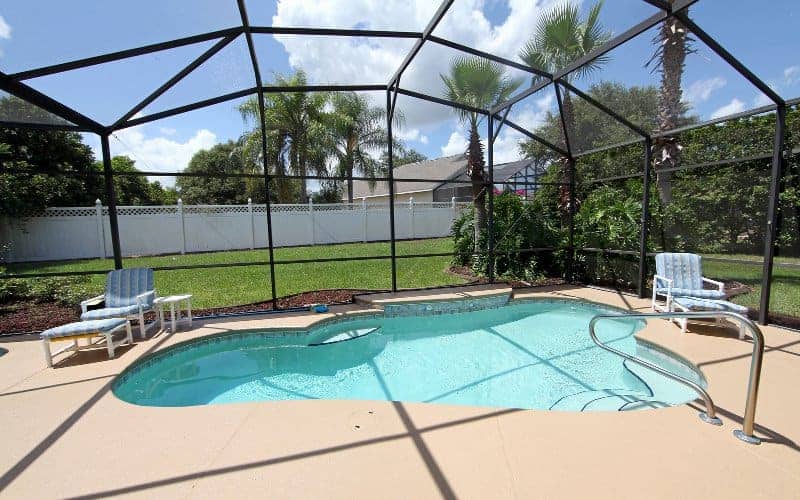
[0,0,798,187]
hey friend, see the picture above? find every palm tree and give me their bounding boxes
[519,0,611,214]
[646,1,695,204]
[239,70,329,203]
[441,57,522,244]
[327,92,401,203]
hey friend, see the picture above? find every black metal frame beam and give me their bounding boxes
[759,104,786,324]
[388,0,454,88]
[0,71,104,133]
[250,27,422,39]
[638,138,653,298]
[112,34,239,129]
[8,28,243,82]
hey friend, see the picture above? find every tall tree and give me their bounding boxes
[441,57,521,244]
[0,96,102,216]
[177,141,258,204]
[519,0,611,215]
[239,71,329,203]
[327,92,398,203]
[646,1,695,204]
[94,156,173,205]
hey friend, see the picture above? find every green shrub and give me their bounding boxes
[451,193,562,280]
[0,276,99,306]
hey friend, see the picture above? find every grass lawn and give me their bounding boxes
[702,254,800,318]
[2,239,466,309]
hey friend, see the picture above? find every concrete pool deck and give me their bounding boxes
[0,284,798,498]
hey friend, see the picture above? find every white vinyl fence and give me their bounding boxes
[0,199,471,263]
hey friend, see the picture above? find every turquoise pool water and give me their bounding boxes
[113,300,704,411]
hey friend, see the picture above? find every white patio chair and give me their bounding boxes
[80,268,157,339]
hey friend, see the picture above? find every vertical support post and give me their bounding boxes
[409,197,415,239]
[638,138,653,298]
[248,197,255,250]
[100,133,122,269]
[362,198,368,243]
[94,199,105,258]
[554,84,576,280]
[487,113,495,282]
[386,88,398,292]
[256,90,278,309]
[759,105,787,325]
[451,196,457,219]
[308,198,315,245]
[177,198,186,254]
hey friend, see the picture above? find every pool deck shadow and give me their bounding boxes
[1,284,799,498]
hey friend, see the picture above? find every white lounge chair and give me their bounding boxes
[41,318,132,367]
[652,252,725,313]
[653,253,748,337]
[80,268,157,339]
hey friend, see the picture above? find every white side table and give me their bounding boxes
[153,294,193,332]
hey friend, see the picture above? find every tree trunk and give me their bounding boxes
[654,10,688,205]
[467,122,487,248]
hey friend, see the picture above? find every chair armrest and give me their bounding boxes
[135,290,156,309]
[80,294,105,314]
[653,275,672,290]
[702,276,725,292]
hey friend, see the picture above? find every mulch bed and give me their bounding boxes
[0,289,375,335]
[446,266,566,289]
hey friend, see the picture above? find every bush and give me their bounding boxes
[451,193,561,280]
[0,276,98,307]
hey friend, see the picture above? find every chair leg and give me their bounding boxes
[42,339,53,368]
[125,320,133,344]
[106,333,115,359]
[138,310,146,339]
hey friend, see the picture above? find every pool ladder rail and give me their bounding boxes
[588,311,765,445]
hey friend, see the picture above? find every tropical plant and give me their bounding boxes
[239,70,329,203]
[327,92,400,202]
[441,57,522,245]
[519,0,611,215]
[646,0,696,204]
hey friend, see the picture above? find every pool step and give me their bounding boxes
[549,388,649,411]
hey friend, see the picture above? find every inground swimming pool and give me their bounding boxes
[113,299,705,411]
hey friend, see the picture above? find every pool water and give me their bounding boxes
[113,300,704,411]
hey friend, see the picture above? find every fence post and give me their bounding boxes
[362,198,368,242]
[177,198,186,255]
[248,198,255,250]
[309,198,315,245]
[94,199,105,258]
[409,197,415,239]
[451,197,457,219]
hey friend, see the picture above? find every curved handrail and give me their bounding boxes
[589,311,765,444]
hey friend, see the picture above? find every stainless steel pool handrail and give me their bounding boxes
[588,311,765,445]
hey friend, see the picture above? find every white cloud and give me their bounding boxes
[710,98,745,120]
[441,130,468,156]
[87,126,218,186]
[784,65,800,85]
[684,77,726,104]
[272,0,556,132]
[753,92,772,107]
[396,127,429,145]
[0,15,11,39]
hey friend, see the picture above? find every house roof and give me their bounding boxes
[348,155,535,199]
[349,154,467,199]
[449,159,536,183]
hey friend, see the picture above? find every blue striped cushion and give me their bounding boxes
[673,297,748,313]
[655,253,704,291]
[655,287,725,299]
[105,268,154,308]
[81,304,142,320]
[41,318,127,339]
